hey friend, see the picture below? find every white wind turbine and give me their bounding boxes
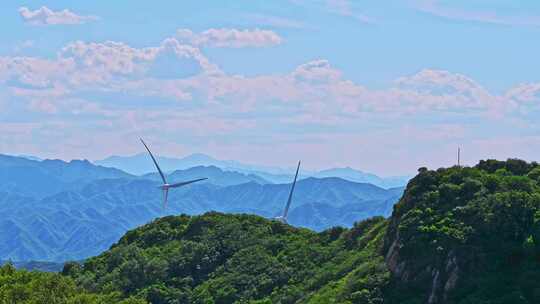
[140,138,207,209]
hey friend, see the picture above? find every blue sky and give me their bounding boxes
[1,1,540,175]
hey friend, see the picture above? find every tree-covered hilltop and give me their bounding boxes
[64,212,389,304]
[4,159,540,303]
[384,159,540,303]
[0,263,145,304]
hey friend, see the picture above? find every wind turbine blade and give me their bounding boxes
[140,138,167,184]
[283,161,301,219]
[169,178,207,188]
[163,188,169,209]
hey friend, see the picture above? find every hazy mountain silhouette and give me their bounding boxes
[314,167,409,188]
[142,165,270,186]
[95,152,282,176]
[95,152,409,188]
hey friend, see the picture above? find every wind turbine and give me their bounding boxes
[275,161,301,224]
[140,138,207,209]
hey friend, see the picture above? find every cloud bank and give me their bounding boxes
[176,28,283,48]
[1,28,539,173]
[1,35,536,118]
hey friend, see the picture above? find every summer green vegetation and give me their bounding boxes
[64,213,389,304]
[0,263,145,304]
[2,159,540,303]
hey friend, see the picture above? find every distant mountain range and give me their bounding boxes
[95,152,409,188]
[0,154,403,262]
[142,165,270,187]
[0,260,64,272]
[314,167,409,189]
[0,154,132,199]
[96,152,288,176]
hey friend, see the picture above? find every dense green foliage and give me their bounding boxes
[385,159,540,303]
[0,263,145,304]
[66,212,389,304]
[0,260,65,272]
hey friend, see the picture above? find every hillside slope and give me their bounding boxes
[65,212,389,304]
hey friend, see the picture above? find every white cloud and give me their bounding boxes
[55,38,221,99]
[505,83,540,114]
[394,69,497,110]
[290,0,374,23]
[28,99,58,114]
[506,83,540,104]
[0,38,220,96]
[176,28,283,48]
[244,14,310,29]
[326,0,374,23]
[415,0,540,27]
[292,59,342,83]
[61,41,159,74]
[0,56,76,88]
[13,40,35,53]
[61,39,220,79]
[18,6,98,26]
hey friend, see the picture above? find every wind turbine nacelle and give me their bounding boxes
[274,216,288,224]
[159,184,170,190]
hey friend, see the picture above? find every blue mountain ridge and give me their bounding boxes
[0,154,404,262]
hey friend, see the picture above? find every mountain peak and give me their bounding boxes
[63,212,388,303]
[182,153,216,162]
[68,159,92,165]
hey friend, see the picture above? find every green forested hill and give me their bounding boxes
[64,212,389,303]
[3,159,540,304]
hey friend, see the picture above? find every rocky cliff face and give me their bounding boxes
[382,161,540,304]
[384,224,463,304]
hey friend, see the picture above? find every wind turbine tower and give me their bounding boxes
[275,161,301,224]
